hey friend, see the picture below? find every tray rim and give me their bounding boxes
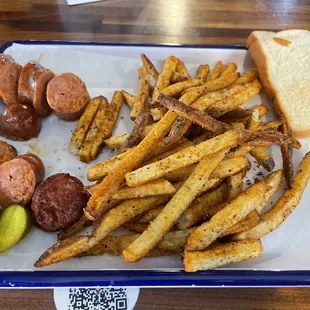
[0,39,309,288]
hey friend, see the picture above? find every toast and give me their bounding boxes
[247,30,310,138]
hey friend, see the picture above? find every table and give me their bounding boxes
[1,0,310,309]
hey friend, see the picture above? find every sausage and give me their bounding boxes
[18,61,55,117]
[18,153,45,185]
[0,140,17,165]
[0,103,41,141]
[30,173,90,231]
[0,158,36,208]
[47,73,90,121]
[0,54,15,69]
[0,63,23,106]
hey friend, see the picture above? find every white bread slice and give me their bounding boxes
[247,30,310,138]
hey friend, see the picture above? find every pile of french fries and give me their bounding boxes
[36,55,310,272]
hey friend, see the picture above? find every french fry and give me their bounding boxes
[151,56,179,120]
[206,61,224,81]
[138,204,165,223]
[171,60,191,84]
[234,68,259,84]
[206,79,262,118]
[81,234,176,257]
[146,141,193,164]
[70,97,102,155]
[186,180,272,251]
[112,179,176,200]
[104,124,156,150]
[57,215,92,241]
[257,121,281,131]
[123,222,149,233]
[126,130,246,187]
[279,114,294,188]
[120,112,150,152]
[122,149,228,262]
[184,239,263,272]
[247,108,275,172]
[183,71,239,95]
[79,96,109,163]
[141,54,159,80]
[176,182,227,229]
[130,66,150,119]
[226,171,244,200]
[105,133,130,150]
[293,138,302,150]
[234,154,310,240]
[221,210,261,236]
[195,64,210,82]
[122,90,135,109]
[90,91,124,160]
[155,94,231,135]
[160,79,202,97]
[226,145,254,159]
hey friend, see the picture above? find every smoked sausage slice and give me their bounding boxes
[31,173,89,231]
[0,140,17,165]
[0,63,22,106]
[47,73,90,121]
[0,158,36,209]
[18,61,55,117]
[18,153,45,185]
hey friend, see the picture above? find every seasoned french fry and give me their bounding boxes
[79,96,109,163]
[226,171,244,200]
[184,239,263,272]
[57,215,92,241]
[130,66,150,119]
[222,210,260,236]
[34,236,91,267]
[206,61,224,81]
[165,156,249,186]
[138,204,165,223]
[206,79,262,118]
[151,56,179,120]
[105,133,130,150]
[279,114,294,188]
[81,234,176,257]
[257,121,281,131]
[122,90,135,109]
[161,79,202,97]
[120,112,150,152]
[141,54,159,80]
[177,182,227,229]
[146,141,193,164]
[112,179,176,200]
[226,145,254,159]
[126,130,245,187]
[183,71,239,95]
[155,94,231,135]
[123,222,149,233]
[234,68,259,84]
[195,64,210,82]
[122,149,228,262]
[90,91,124,160]
[171,60,191,84]
[70,97,102,155]
[186,180,271,251]
[87,148,132,182]
[247,108,275,172]
[234,154,310,240]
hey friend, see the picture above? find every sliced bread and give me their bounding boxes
[247,29,310,138]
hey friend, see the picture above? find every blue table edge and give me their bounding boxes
[0,39,308,288]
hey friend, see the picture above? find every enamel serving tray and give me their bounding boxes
[0,40,310,288]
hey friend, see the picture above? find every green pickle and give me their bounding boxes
[0,204,32,253]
